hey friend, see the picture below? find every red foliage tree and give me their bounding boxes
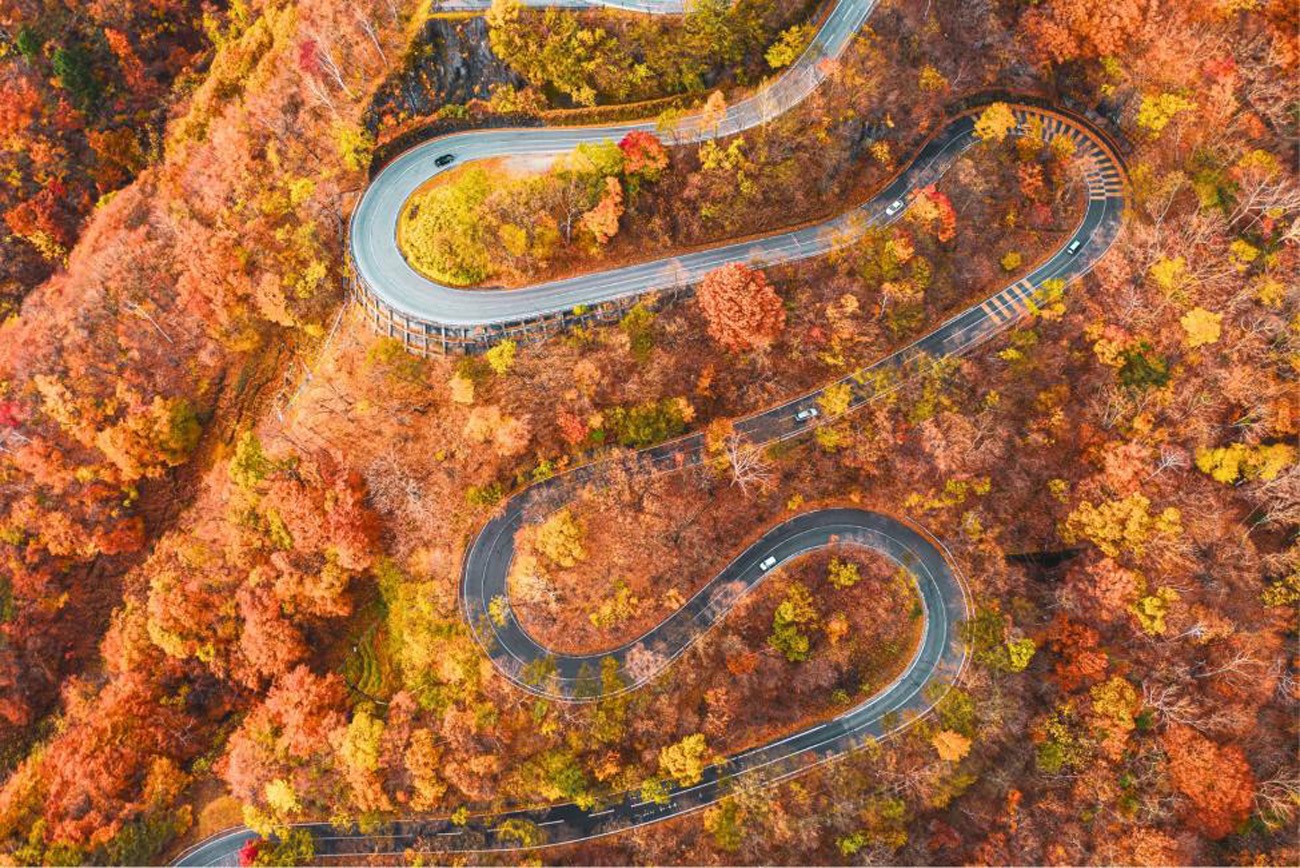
[618,131,669,182]
[4,179,84,257]
[555,408,589,446]
[0,400,24,429]
[92,515,146,556]
[911,185,957,242]
[580,176,624,245]
[263,666,349,759]
[236,585,309,687]
[322,463,381,573]
[103,28,151,96]
[87,127,146,193]
[237,838,263,867]
[1048,616,1108,692]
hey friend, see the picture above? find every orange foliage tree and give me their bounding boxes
[695,263,785,352]
[1047,616,1108,692]
[220,666,350,815]
[1023,0,1152,63]
[0,74,41,141]
[580,176,625,245]
[1161,724,1256,839]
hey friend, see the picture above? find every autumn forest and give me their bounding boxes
[0,0,1296,866]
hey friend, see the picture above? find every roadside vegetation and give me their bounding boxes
[484,0,824,108]
[366,0,825,167]
[0,0,1294,865]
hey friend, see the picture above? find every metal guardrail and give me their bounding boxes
[350,265,686,356]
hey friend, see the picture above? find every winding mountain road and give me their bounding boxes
[175,0,1128,863]
[178,510,970,866]
[350,0,878,347]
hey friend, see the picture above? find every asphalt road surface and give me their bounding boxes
[175,0,1128,862]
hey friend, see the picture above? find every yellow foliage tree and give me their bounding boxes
[932,730,972,762]
[535,508,585,567]
[659,734,710,787]
[1049,133,1076,160]
[263,778,301,823]
[1195,442,1296,484]
[765,23,815,70]
[1180,307,1223,348]
[1254,275,1285,307]
[1062,493,1182,558]
[974,102,1017,143]
[701,90,727,133]
[404,729,448,811]
[1229,238,1260,271]
[1136,93,1197,135]
[1090,675,1139,759]
[827,557,861,589]
[1149,256,1187,295]
[818,382,853,417]
[463,406,532,457]
[335,121,374,173]
[1132,586,1180,635]
[338,705,385,774]
[448,372,475,405]
[95,395,202,482]
[918,64,948,91]
[484,339,517,375]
